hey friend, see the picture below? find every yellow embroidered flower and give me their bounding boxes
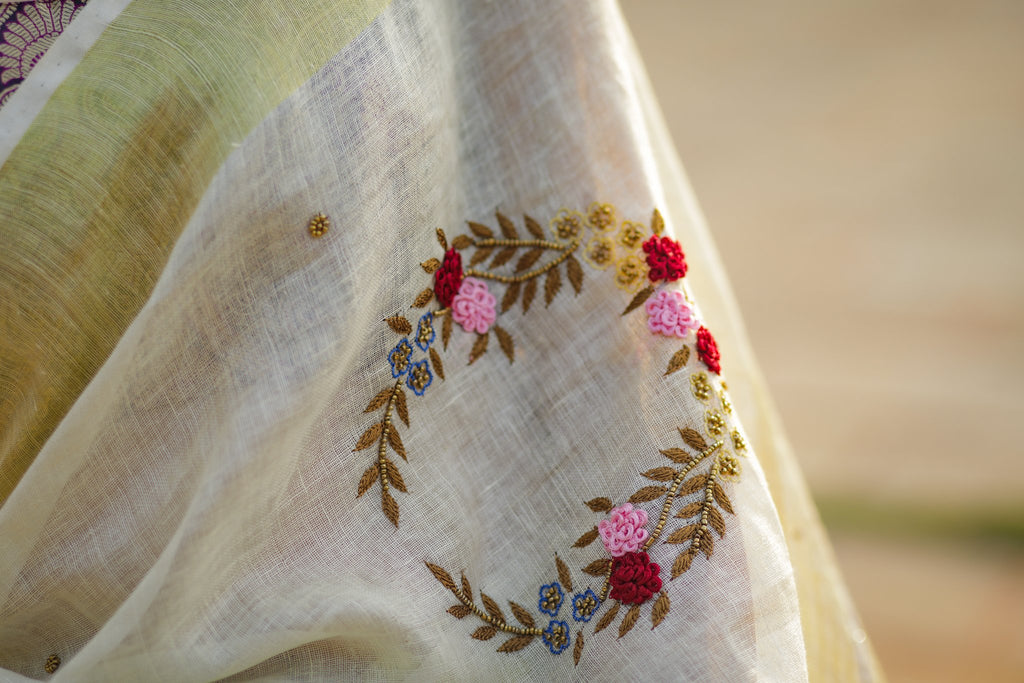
[582,235,616,270]
[617,220,646,250]
[691,372,712,401]
[550,209,586,241]
[719,454,742,480]
[308,212,329,238]
[731,429,747,452]
[705,410,725,437]
[613,254,647,292]
[586,202,616,232]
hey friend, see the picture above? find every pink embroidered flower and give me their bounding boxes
[609,551,662,604]
[645,290,699,338]
[451,277,497,334]
[598,503,650,557]
[696,325,721,374]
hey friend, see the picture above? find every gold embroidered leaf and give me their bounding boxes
[629,485,668,503]
[467,221,493,238]
[679,474,709,496]
[352,422,383,451]
[509,601,535,628]
[420,257,441,274]
[496,211,518,239]
[382,488,399,527]
[452,234,473,250]
[566,254,584,295]
[665,525,698,544]
[448,604,471,619]
[522,278,537,313]
[425,561,458,594]
[555,554,573,592]
[394,386,409,427]
[651,208,665,235]
[501,281,520,313]
[436,228,448,250]
[544,267,561,307]
[493,325,514,364]
[618,604,641,638]
[585,497,614,513]
[672,548,697,579]
[469,246,493,267]
[524,214,545,238]
[412,288,434,308]
[356,463,379,497]
[471,626,497,641]
[582,558,612,576]
[642,467,676,482]
[573,630,584,666]
[364,386,392,413]
[709,506,726,537]
[664,346,690,376]
[679,427,707,451]
[461,573,472,597]
[660,447,690,464]
[480,592,505,622]
[701,529,715,558]
[713,481,734,514]
[515,247,544,273]
[429,347,445,381]
[441,312,452,350]
[651,591,670,630]
[491,246,517,268]
[674,501,704,519]
[386,458,407,493]
[386,315,412,334]
[468,331,488,364]
[573,526,600,548]
[594,602,619,633]
[497,635,533,652]
[387,427,407,461]
[621,284,655,316]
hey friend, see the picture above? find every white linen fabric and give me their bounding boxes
[0,1,808,680]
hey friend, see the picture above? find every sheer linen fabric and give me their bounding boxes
[0,1,877,680]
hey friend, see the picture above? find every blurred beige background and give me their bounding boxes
[621,2,1024,682]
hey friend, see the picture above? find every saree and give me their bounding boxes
[0,1,881,680]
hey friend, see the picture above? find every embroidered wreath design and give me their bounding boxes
[352,203,746,665]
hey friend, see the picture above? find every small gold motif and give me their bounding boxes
[720,454,741,479]
[586,202,616,232]
[719,383,733,414]
[691,372,712,401]
[705,410,725,436]
[731,429,747,452]
[308,212,330,238]
[550,209,585,241]
[617,220,646,250]
[540,585,561,613]
[583,236,616,270]
[44,655,60,674]
[613,254,647,292]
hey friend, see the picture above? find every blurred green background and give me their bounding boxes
[621,2,1024,681]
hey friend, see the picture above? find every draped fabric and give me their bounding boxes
[0,1,880,680]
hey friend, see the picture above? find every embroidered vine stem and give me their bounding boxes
[377,380,403,493]
[695,456,723,555]
[465,237,580,284]
[452,587,544,637]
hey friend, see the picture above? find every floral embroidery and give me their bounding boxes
[451,277,497,334]
[642,235,687,283]
[538,582,564,616]
[696,326,721,374]
[0,1,86,109]
[731,428,747,452]
[43,654,60,674]
[353,201,746,666]
[307,212,329,237]
[571,589,600,623]
[645,290,699,338]
[609,551,662,604]
[582,235,616,270]
[598,503,649,557]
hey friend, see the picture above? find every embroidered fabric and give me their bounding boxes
[0,0,87,108]
[0,0,878,680]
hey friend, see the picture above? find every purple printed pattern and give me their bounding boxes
[0,0,87,109]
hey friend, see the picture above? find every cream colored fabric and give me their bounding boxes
[0,0,880,680]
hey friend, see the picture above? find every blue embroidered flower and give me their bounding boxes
[415,312,435,351]
[538,582,563,616]
[388,339,414,378]
[542,620,570,655]
[406,359,433,396]
[571,588,600,623]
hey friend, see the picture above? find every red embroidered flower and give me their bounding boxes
[608,551,662,604]
[696,326,721,374]
[434,248,464,308]
[642,235,687,282]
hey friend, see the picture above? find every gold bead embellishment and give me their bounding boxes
[409,364,431,393]
[44,655,60,674]
[308,212,330,238]
[691,372,712,401]
[550,209,586,241]
[586,201,616,232]
[731,429,747,452]
[582,235,616,270]
[720,454,742,480]
[719,383,733,414]
[540,585,561,612]
[613,254,647,292]
[617,220,646,250]
[705,410,725,437]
